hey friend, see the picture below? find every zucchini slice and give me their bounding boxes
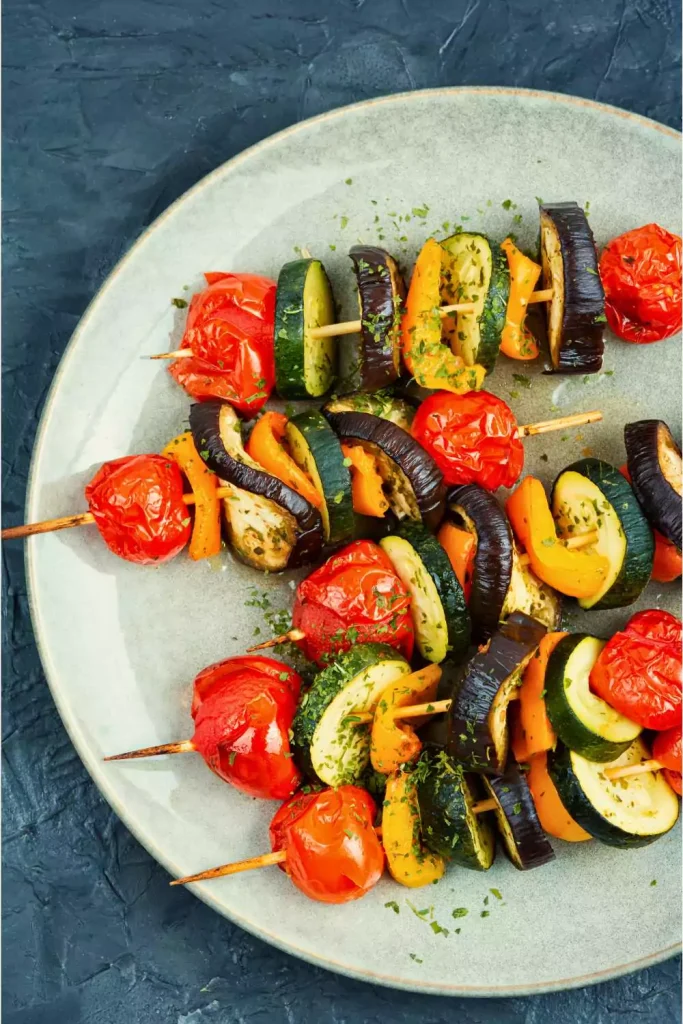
[624,419,682,550]
[448,612,547,774]
[482,769,556,870]
[501,543,563,630]
[380,520,470,663]
[285,410,353,545]
[416,751,496,870]
[274,257,337,399]
[549,738,680,848]
[539,201,605,374]
[552,457,654,609]
[441,232,509,373]
[324,392,415,432]
[291,643,410,786]
[545,634,642,762]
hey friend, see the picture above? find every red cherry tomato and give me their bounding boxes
[411,390,524,491]
[85,454,191,565]
[619,465,681,582]
[653,725,682,773]
[599,224,682,343]
[590,610,682,731]
[269,786,384,903]
[169,272,276,416]
[292,540,414,666]
[190,656,302,800]
[663,769,682,796]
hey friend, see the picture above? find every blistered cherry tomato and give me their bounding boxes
[292,540,414,666]
[411,390,524,491]
[663,769,682,796]
[653,725,682,773]
[85,454,191,565]
[590,610,682,731]
[190,656,302,800]
[269,786,384,903]
[600,224,682,343]
[169,272,276,415]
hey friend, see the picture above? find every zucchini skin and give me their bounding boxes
[555,457,654,610]
[345,246,405,392]
[274,257,336,399]
[441,233,510,373]
[447,484,514,642]
[416,752,496,870]
[540,201,605,374]
[483,769,555,870]
[624,419,682,550]
[287,409,354,546]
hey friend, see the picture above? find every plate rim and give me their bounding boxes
[24,86,682,996]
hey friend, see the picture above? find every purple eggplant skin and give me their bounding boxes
[539,201,605,374]
[624,419,682,550]
[189,402,324,568]
[484,768,556,870]
[345,246,406,393]
[447,484,514,642]
[447,612,547,775]
[324,410,446,531]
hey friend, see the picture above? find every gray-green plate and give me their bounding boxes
[25,88,681,996]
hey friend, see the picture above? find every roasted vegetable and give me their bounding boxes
[416,751,496,870]
[274,257,337,398]
[370,665,441,774]
[624,419,682,550]
[285,409,354,545]
[482,768,556,870]
[382,770,446,887]
[324,392,415,432]
[161,431,221,561]
[526,752,591,842]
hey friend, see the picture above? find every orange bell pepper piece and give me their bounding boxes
[371,665,441,774]
[161,431,221,561]
[519,632,565,756]
[527,753,591,842]
[341,444,388,518]
[401,239,486,393]
[437,521,475,600]
[500,238,541,360]
[246,411,321,507]
[506,476,609,599]
[382,770,446,887]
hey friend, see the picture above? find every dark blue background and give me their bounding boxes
[2,1,681,1021]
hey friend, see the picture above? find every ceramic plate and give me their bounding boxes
[25,88,681,996]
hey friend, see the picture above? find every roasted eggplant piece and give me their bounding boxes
[539,201,605,374]
[624,419,682,550]
[448,612,547,774]
[324,410,446,531]
[337,246,406,394]
[501,543,562,630]
[416,751,496,870]
[482,768,555,870]
[324,392,415,432]
[190,402,323,569]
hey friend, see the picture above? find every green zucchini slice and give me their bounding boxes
[549,738,680,848]
[285,410,353,545]
[274,257,337,399]
[291,643,409,786]
[545,634,642,762]
[380,520,470,663]
[552,458,654,610]
[441,232,509,373]
[324,392,415,432]
[416,752,496,870]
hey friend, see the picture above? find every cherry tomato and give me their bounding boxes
[663,769,682,796]
[600,224,682,343]
[269,786,384,903]
[169,272,276,416]
[411,390,524,491]
[619,464,681,582]
[653,725,682,773]
[190,656,302,800]
[590,610,682,731]
[292,540,414,666]
[85,454,191,565]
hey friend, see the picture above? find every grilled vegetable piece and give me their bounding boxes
[324,392,415,432]
[382,770,446,887]
[380,520,470,664]
[482,768,556,870]
[161,431,221,561]
[624,419,682,550]
[441,232,510,373]
[552,457,654,609]
[526,752,591,842]
[539,201,605,374]
[549,738,680,848]
[370,665,441,774]
[337,246,406,393]
[291,643,410,785]
[448,612,547,774]
[325,410,446,531]
[545,634,642,762]
[416,751,496,870]
[501,543,563,631]
[518,632,564,758]
[285,410,353,545]
[274,257,337,398]
[190,402,323,569]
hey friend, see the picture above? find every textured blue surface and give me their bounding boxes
[2,1,682,1021]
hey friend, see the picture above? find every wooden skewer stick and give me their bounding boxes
[104,739,195,762]
[248,629,306,652]
[603,759,663,781]
[517,529,600,568]
[517,410,603,438]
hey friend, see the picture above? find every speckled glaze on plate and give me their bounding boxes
[25,88,681,996]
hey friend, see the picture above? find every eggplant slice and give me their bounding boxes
[624,419,682,550]
[447,612,547,775]
[501,543,562,630]
[337,246,406,394]
[482,769,555,870]
[190,402,323,569]
[539,201,605,374]
[324,410,446,531]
